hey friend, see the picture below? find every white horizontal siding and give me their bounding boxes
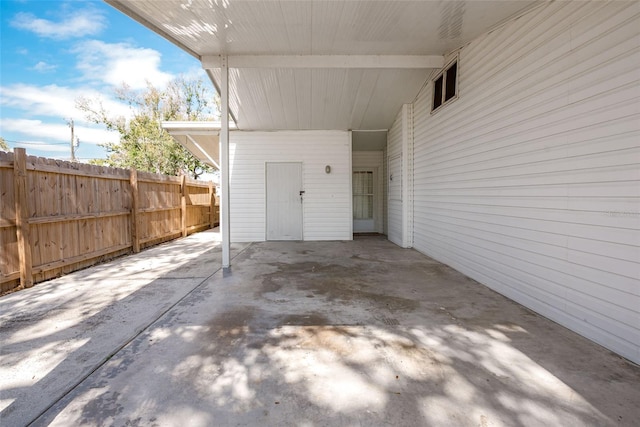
[412,1,640,363]
[229,131,351,242]
[387,110,403,246]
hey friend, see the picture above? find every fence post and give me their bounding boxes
[13,148,33,288]
[209,181,215,229]
[181,175,187,237]
[130,169,140,253]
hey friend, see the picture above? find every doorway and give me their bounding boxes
[352,130,387,235]
[353,168,378,232]
[266,162,303,240]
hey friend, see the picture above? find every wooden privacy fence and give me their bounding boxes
[0,148,219,293]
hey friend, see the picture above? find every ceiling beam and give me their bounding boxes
[202,55,444,69]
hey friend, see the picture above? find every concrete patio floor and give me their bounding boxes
[1,231,639,426]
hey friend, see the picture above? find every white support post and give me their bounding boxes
[220,55,231,269]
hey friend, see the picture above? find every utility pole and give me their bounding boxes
[66,118,76,161]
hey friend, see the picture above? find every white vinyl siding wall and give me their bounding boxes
[387,110,404,246]
[411,1,640,363]
[229,130,352,242]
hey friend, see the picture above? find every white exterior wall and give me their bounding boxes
[387,110,404,246]
[229,130,352,242]
[353,151,384,233]
[411,1,640,363]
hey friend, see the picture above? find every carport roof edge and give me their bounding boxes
[161,121,237,169]
[161,121,236,134]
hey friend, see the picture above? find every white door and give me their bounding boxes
[388,155,402,202]
[388,154,403,244]
[266,162,303,240]
[353,168,377,233]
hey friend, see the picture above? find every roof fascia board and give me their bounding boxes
[202,55,444,69]
[161,121,236,132]
[164,130,220,136]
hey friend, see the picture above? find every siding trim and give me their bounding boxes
[348,131,354,237]
[402,104,414,248]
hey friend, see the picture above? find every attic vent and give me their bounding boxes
[432,57,458,112]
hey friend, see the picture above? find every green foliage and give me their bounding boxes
[78,77,219,179]
[0,137,9,151]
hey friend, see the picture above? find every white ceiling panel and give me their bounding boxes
[172,133,220,167]
[109,1,540,55]
[212,67,428,130]
[107,0,542,130]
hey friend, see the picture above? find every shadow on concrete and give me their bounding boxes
[0,230,249,426]
[29,237,640,426]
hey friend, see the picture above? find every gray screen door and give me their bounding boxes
[266,162,303,240]
[353,169,377,232]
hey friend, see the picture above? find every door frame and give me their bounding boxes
[265,161,304,241]
[353,166,381,233]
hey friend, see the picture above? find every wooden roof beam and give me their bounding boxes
[201,55,444,69]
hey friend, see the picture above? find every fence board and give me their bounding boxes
[13,149,33,288]
[0,153,19,290]
[181,175,187,237]
[0,150,218,293]
[130,169,139,253]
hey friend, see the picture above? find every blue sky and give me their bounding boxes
[0,0,211,161]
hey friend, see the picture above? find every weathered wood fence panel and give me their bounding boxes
[137,172,182,249]
[0,152,19,286]
[28,157,134,284]
[0,149,219,293]
[186,182,214,234]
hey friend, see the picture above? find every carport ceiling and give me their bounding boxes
[106,0,541,131]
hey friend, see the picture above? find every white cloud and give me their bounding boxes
[0,118,119,147]
[73,40,174,90]
[7,140,70,153]
[0,83,131,121]
[11,9,106,40]
[32,61,57,72]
